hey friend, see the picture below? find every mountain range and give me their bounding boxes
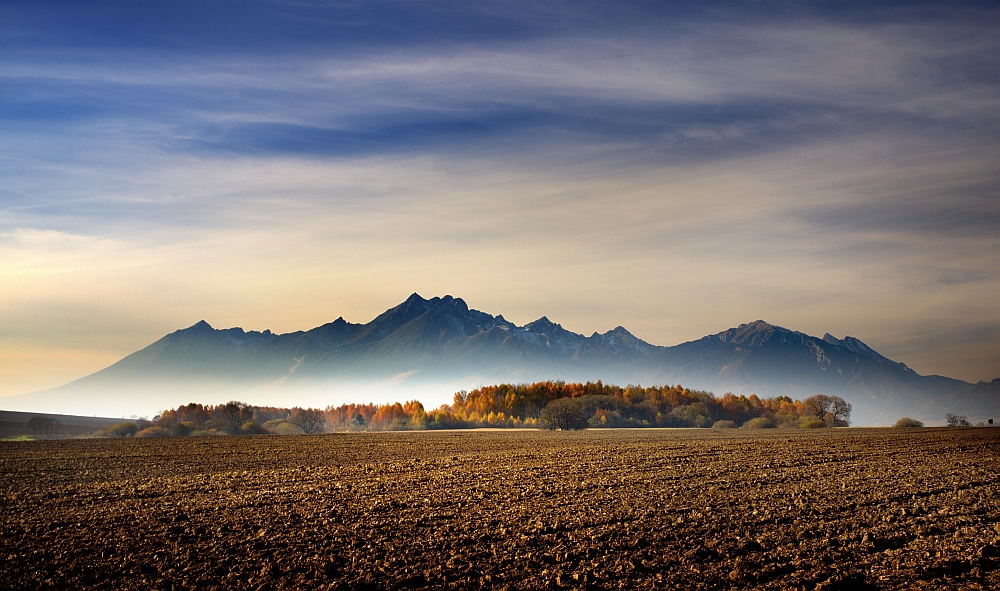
[5,293,997,424]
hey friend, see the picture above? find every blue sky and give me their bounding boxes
[1,0,998,396]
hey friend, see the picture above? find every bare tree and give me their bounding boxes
[290,408,327,434]
[945,413,971,427]
[223,401,252,428]
[539,398,589,431]
[28,416,59,439]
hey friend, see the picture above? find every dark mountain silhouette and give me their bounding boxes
[7,294,996,424]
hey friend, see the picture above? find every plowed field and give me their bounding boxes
[2,428,999,590]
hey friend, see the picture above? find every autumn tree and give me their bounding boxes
[803,395,832,421]
[403,400,427,428]
[802,395,851,427]
[825,396,852,427]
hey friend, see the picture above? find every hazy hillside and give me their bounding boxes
[4,294,996,424]
[0,410,124,439]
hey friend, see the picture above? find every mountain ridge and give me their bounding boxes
[5,294,996,424]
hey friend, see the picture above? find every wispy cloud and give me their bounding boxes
[1,1,998,397]
[4,16,997,152]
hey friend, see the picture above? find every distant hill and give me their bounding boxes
[5,293,997,425]
[0,410,124,439]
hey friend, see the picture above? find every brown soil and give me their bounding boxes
[2,428,999,590]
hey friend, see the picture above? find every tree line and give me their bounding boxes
[125,381,853,436]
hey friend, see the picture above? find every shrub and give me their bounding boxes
[775,412,799,428]
[670,404,712,428]
[799,416,826,429]
[776,416,801,429]
[240,421,268,435]
[171,422,193,437]
[712,420,737,429]
[388,418,412,431]
[893,417,924,428]
[743,417,774,429]
[106,421,139,438]
[135,426,171,438]
[262,419,300,434]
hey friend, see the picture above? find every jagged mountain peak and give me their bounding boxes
[597,326,641,345]
[171,320,240,340]
[725,319,783,337]
[740,319,777,331]
[431,295,469,313]
[370,294,433,329]
[582,325,653,358]
[600,326,645,346]
[515,316,586,354]
[842,336,879,355]
[717,319,785,345]
[381,293,471,318]
[525,316,560,332]
[822,333,903,368]
[604,325,634,337]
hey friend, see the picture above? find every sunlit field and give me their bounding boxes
[3,428,998,590]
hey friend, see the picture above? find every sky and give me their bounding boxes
[1,0,998,399]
